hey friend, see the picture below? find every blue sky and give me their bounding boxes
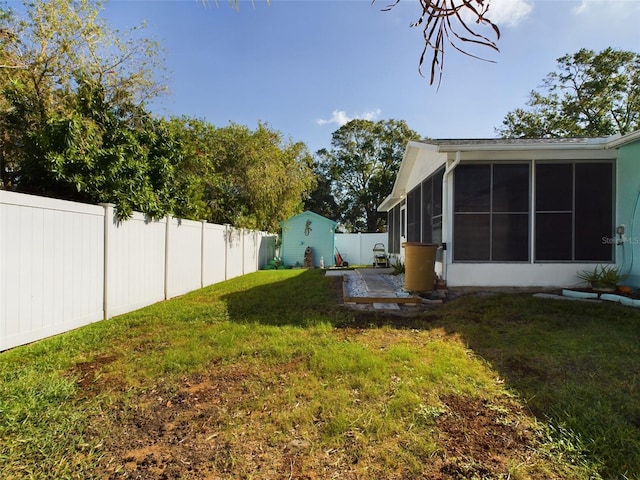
[101,0,640,153]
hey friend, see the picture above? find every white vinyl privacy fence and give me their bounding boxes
[0,191,276,351]
[334,232,389,266]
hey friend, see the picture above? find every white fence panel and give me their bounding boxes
[334,233,389,266]
[167,217,204,298]
[243,230,258,275]
[258,232,276,270]
[225,227,244,280]
[203,223,227,286]
[105,207,166,318]
[1,191,104,351]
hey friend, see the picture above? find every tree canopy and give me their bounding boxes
[168,118,315,232]
[0,0,169,218]
[498,48,640,138]
[303,159,340,222]
[0,0,315,230]
[6,77,181,219]
[317,119,420,233]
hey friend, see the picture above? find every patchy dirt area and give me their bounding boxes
[430,395,538,479]
[81,356,551,479]
[71,354,124,395]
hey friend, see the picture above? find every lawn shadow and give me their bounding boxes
[343,293,640,479]
[219,269,345,327]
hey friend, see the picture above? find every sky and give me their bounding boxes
[97,0,640,153]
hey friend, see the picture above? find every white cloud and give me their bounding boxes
[486,0,534,27]
[570,0,639,16]
[317,108,382,127]
[572,0,590,15]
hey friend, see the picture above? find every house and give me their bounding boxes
[378,130,640,288]
[280,211,337,268]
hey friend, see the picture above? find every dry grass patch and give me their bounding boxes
[86,327,575,479]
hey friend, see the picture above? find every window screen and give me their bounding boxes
[454,163,530,262]
[535,162,613,262]
[406,186,421,242]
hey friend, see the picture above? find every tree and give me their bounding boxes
[0,0,162,106]
[498,48,640,138]
[168,118,316,232]
[205,122,315,232]
[0,0,165,203]
[321,119,420,233]
[164,116,222,221]
[303,158,340,221]
[5,76,180,219]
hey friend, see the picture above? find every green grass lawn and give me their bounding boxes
[1,269,638,479]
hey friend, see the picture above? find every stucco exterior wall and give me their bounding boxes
[446,263,599,288]
[616,140,640,287]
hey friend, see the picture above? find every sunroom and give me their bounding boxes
[378,132,640,288]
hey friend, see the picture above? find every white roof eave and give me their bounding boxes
[606,130,640,149]
[435,141,610,152]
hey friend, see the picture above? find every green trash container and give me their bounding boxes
[402,242,438,292]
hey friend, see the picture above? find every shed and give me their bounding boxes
[280,211,337,268]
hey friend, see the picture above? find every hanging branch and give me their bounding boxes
[378,0,500,87]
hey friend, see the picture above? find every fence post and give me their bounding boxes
[100,203,114,320]
[224,223,230,281]
[255,230,259,272]
[241,228,246,276]
[164,214,172,300]
[201,220,206,288]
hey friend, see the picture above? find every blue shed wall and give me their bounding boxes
[281,212,336,268]
[616,140,640,287]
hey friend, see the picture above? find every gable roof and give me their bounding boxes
[280,210,338,227]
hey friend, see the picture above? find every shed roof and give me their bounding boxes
[280,210,338,227]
